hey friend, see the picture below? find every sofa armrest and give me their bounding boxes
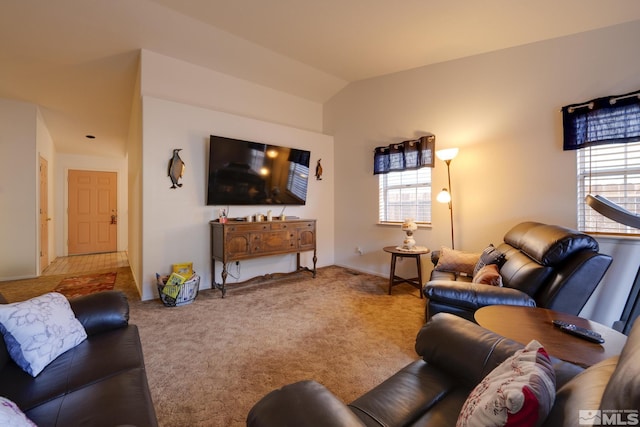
[424,280,536,310]
[247,380,365,427]
[69,290,129,336]
[415,313,528,386]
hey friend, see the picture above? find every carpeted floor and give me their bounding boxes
[1,265,427,427]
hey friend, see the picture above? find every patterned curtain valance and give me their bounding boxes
[562,90,640,151]
[373,135,435,175]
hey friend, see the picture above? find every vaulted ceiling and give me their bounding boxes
[2,0,640,157]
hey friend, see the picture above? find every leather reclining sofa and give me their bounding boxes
[247,313,640,427]
[424,221,613,322]
[0,291,158,427]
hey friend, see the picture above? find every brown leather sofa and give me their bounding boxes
[247,313,640,427]
[0,291,158,427]
[424,221,612,322]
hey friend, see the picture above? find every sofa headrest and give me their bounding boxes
[503,222,599,266]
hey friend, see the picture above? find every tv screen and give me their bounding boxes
[207,135,311,206]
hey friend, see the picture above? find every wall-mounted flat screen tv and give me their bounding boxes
[207,135,311,206]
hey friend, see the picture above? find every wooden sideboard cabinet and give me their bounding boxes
[210,219,317,297]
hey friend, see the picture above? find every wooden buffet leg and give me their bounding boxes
[312,249,317,277]
[296,250,317,278]
[220,263,228,298]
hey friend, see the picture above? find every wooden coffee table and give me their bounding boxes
[475,305,627,368]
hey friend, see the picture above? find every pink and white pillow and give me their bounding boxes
[472,264,503,287]
[0,397,37,427]
[457,340,556,427]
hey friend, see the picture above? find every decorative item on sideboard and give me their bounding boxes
[218,208,227,223]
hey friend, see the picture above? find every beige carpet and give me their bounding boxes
[1,266,427,426]
[131,266,426,426]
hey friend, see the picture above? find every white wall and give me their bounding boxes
[36,108,56,271]
[140,96,334,300]
[0,99,38,280]
[128,61,143,295]
[325,20,640,327]
[0,99,128,279]
[134,50,333,300]
[140,49,324,133]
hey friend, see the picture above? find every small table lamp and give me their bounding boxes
[401,218,418,250]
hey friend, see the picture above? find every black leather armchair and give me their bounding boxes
[424,221,613,322]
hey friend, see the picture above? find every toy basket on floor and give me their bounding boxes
[156,273,200,307]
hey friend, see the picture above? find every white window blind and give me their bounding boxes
[578,142,640,234]
[378,168,431,223]
[287,162,309,201]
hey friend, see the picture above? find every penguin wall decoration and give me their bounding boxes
[315,159,323,180]
[168,149,185,188]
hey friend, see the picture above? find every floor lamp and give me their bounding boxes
[436,148,459,249]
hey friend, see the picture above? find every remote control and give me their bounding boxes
[552,319,605,343]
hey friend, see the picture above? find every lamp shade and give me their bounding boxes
[436,188,451,203]
[401,218,418,232]
[436,148,459,161]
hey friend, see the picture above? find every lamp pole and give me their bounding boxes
[445,159,454,249]
[436,147,458,250]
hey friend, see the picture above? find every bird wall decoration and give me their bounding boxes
[168,149,185,188]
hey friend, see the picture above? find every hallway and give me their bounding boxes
[42,252,129,276]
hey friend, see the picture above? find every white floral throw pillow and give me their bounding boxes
[0,397,37,427]
[0,292,87,377]
[457,340,556,427]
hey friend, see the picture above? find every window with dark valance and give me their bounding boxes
[563,89,640,236]
[373,135,435,174]
[562,90,640,150]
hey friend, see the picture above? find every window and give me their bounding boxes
[563,89,640,235]
[577,143,640,234]
[374,135,435,224]
[378,168,432,223]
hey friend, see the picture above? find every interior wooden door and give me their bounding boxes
[39,156,49,272]
[68,170,117,255]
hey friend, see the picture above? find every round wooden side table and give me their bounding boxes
[383,246,430,298]
[475,305,627,368]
